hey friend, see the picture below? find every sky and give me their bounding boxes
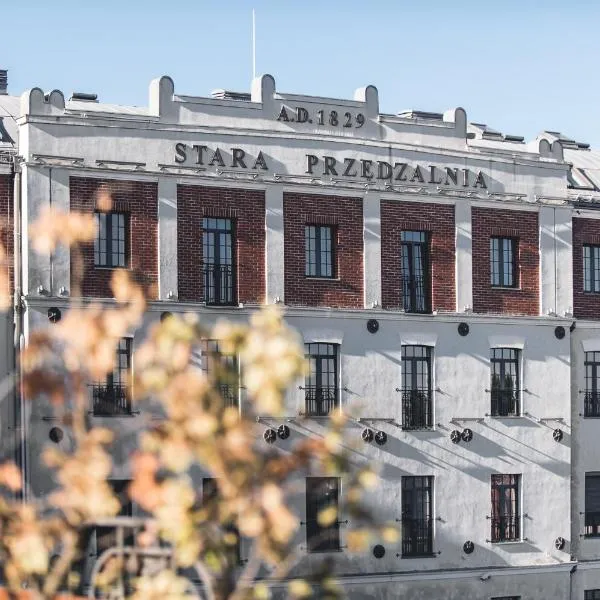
[1,0,600,146]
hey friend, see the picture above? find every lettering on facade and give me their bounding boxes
[174,143,268,170]
[173,144,487,189]
[305,154,487,189]
[276,105,365,129]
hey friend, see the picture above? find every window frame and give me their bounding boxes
[199,339,239,409]
[585,352,600,417]
[490,348,521,417]
[202,217,236,306]
[400,345,433,430]
[585,591,600,600]
[400,230,431,314]
[490,474,521,543]
[94,211,130,269]
[92,337,132,416]
[94,479,133,556]
[305,224,336,279]
[304,343,339,417]
[401,475,434,557]
[584,244,600,293]
[203,478,241,563]
[490,236,518,288]
[305,476,341,553]
[585,473,600,538]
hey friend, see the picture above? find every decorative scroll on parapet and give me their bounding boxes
[443,107,468,139]
[21,88,65,116]
[148,75,176,120]
[534,134,564,161]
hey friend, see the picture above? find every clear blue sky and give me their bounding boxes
[2,0,599,146]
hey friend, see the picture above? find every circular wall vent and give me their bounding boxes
[463,540,474,554]
[49,427,64,443]
[277,424,290,439]
[367,319,379,334]
[160,311,173,322]
[554,536,566,550]
[555,326,566,340]
[375,431,387,446]
[263,429,276,444]
[362,428,374,443]
[48,307,61,323]
[373,544,385,558]
[450,430,461,444]
[553,429,563,442]
[461,428,473,442]
[458,322,470,336]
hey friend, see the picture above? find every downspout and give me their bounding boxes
[12,154,25,501]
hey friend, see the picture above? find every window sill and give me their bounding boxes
[487,415,523,419]
[402,427,435,432]
[304,276,340,282]
[583,534,600,539]
[89,412,139,418]
[488,540,525,545]
[401,553,437,559]
[306,548,343,554]
[490,286,520,291]
[93,266,131,271]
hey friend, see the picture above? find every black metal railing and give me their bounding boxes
[305,386,339,417]
[401,517,433,556]
[92,384,131,416]
[490,389,520,417]
[401,388,433,430]
[585,511,600,537]
[219,384,239,409]
[203,263,235,305]
[306,520,341,553]
[585,392,600,417]
[490,515,520,542]
[401,275,430,314]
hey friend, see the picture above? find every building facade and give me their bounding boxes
[2,70,600,598]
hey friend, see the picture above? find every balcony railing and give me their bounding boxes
[401,275,430,314]
[401,517,433,556]
[490,515,520,542]
[401,388,433,430]
[92,384,131,416]
[304,386,338,417]
[219,384,239,409]
[203,263,235,306]
[490,388,520,417]
[585,511,600,537]
[585,391,600,417]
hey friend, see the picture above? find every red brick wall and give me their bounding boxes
[381,201,455,311]
[70,177,158,299]
[283,192,363,309]
[177,185,265,304]
[0,174,13,298]
[472,207,539,316]
[573,217,600,319]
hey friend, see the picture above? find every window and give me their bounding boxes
[203,478,240,563]
[95,480,132,556]
[584,244,600,293]
[585,352,600,417]
[490,348,520,417]
[585,591,600,600]
[305,343,338,416]
[94,212,128,268]
[200,339,239,408]
[585,474,600,537]
[401,346,433,430]
[306,477,340,552]
[490,237,517,287]
[305,225,334,278]
[490,474,520,542]
[92,338,131,416]
[401,476,433,557]
[203,218,235,305]
[400,231,430,313]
